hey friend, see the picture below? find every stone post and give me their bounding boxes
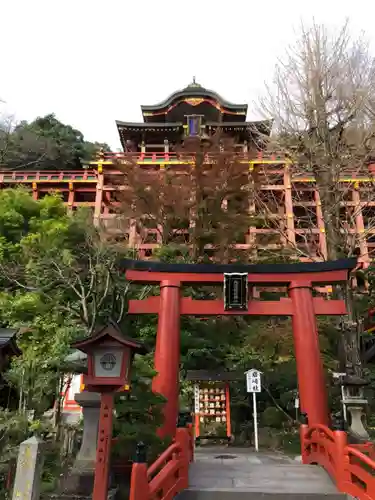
[62,391,101,495]
[75,392,101,464]
[12,436,44,500]
[346,405,370,439]
[342,382,369,440]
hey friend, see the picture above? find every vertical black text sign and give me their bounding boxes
[224,273,248,311]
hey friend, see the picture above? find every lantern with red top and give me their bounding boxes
[72,322,147,393]
[71,322,147,500]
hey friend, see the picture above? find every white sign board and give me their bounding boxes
[245,369,261,452]
[245,369,261,393]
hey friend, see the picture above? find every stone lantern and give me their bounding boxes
[71,323,147,500]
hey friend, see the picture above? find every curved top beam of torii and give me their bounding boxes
[121,258,357,286]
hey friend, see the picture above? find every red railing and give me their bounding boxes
[97,151,288,162]
[100,152,240,163]
[130,426,194,500]
[301,423,375,500]
[0,170,97,182]
[96,152,375,170]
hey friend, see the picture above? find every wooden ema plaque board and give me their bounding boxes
[193,381,231,443]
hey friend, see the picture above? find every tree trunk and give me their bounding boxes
[315,168,363,382]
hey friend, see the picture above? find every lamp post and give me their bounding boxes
[71,323,147,500]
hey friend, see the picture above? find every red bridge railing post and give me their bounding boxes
[187,423,194,463]
[175,428,190,490]
[334,430,348,492]
[129,442,149,500]
[299,422,309,464]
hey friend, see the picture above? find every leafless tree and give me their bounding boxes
[258,21,375,382]
[0,112,16,166]
[108,133,262,263]
[0,113,50,170]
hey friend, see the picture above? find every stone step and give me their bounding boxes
[178,491,347,499]
[181,448,351,500]
[183,449,348,499]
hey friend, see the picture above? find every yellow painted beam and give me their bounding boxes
[249,160,292,165]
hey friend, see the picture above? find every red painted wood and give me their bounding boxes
[152,281,181,438]
[125,266,348,443]
[129,463,149,500]
[194,413,200,439]
[92,393,114,500]
[302,424,375,499]
[225,384,231,438]
[125,269,349,284]
[312,297,347,315]
[289,283,329,426]
[128,296,346,316]
[129,296,160,314]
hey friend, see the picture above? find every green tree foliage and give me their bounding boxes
[0,189,166,466]
[0,113,109,170]
[0,188,130,413]
[0,188,129,332]
[112,356,168,462]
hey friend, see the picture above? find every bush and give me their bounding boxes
[261,407,285,428]
[0,410,30,463]
[112,357,167,464]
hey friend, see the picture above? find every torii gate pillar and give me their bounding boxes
[152,281,181,437]
[289,282,328,426]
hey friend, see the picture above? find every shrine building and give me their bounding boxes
[1,80,375,263]
[4,80,371,419]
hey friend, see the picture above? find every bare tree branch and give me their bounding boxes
[257,20,375,380]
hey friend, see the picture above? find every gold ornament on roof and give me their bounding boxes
[185,98,204,106]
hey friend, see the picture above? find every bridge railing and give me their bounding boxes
[301,423,375,500]
[129,425,194,500]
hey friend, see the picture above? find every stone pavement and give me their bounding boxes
[178,447,347,499]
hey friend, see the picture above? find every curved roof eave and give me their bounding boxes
[116,120,183,129]
[141,85,248,113]
[208,119,273,134]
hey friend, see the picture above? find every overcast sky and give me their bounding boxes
[2,0,375,150]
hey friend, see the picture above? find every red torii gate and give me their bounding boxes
[123,258,356,438]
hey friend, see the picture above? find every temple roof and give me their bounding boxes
[142,79,247,114]
[140,79,248,123]
[116,120,271,133]
[0,328,21,356]
[116,82,272,148]
[116,119,272,150]
[116,121,183,131]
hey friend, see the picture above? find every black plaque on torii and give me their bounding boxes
[223,273,248,311]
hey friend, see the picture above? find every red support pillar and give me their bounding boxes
[289,281,329,426]
[225,383,232,439]
[152,280,181,438]
[92,393,114,500]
